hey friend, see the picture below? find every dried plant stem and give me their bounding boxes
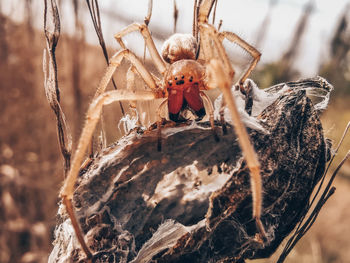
[309,121,350,209]
[173,0,178,33]
[277,122,350,263]
[43,0,72,177]
[144,0,153,26]
[86,0,125,116]
[143,0,153,63]
[72,0,84,125]
[211,0,218,25]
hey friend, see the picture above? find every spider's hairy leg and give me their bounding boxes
[219,103,228,135]
[90,49,160,155]
[218,31,261,87]
[156,99,168,151]
[207,59,267,239]
[126,66,143,127]
[197,0,217,24]
[198,23,234,135]
[198,7,265,233]
[199,23,235,80]
[127,65,138,109]
[94,49,159,98]
[60,90,158,260]
[114,23,167,75]
[200,91,219,141]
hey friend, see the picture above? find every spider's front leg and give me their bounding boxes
[114,22,167,75]
[61,47,164,260]
[218,31,261,115]
[207,59,267,240]
[198,4,266,238]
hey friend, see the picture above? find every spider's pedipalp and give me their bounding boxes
[161,33,197,64]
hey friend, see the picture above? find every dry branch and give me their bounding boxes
[86,0,125,115]
[49,77,338,263]
[43,0,72,176]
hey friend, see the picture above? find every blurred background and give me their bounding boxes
[0,0,349,262]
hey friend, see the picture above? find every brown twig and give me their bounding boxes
[85,0,125,116]
[72,0,84,129]
[43,0,72,177]
[173,0,178,33]
[211,0,218,25]
[144,0,153,26]
[277,123,350,263]
[143,0,153,63]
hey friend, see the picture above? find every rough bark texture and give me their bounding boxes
[49,77,332,263]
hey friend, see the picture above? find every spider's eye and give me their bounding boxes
[174,77,178,81]
[168,81,172,86]
[189,76,193,82]
[181,75,184,79]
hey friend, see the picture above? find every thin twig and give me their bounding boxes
[308,121,350,210]
[192,0,198,38]
[173,0,178,33]
[85,0,125,116]
[143,0,153,63]
[72,0,84,127]
[277,123,350,262]
[291,121,350,238]
[212,0,218,25]
[144,0,153,26]
[43,0,72,177]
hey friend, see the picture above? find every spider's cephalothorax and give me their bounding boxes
[162,34,206,122]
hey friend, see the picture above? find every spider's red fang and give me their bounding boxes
[183,84,204,112]
[167,83,204,116]
[168,87,184,114]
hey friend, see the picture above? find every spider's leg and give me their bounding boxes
[114,23,167,75]
[219,103,228,135]
[200,91,219,141]
[207,59,266,239]
[219,31,261,86]
[198,10,266,237]
[94,49,159,98]
[126,66,143,127]
[197,0,217,25]
[60,89,158,260]
[198,23,233,135]
[89,49,161,155]
[199,23,235,79]
[198,5,264,235]
[156,99,168,151]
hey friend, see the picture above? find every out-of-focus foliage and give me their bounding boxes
[0,9,107,262]
[0,0,349,262]
[253,0,314,88]
[319,5,350,96]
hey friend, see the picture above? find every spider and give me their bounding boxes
[60,0,265,260]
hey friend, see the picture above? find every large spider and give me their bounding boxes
[60,0,264,260]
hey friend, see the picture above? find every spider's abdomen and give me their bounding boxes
[165,60,206,121]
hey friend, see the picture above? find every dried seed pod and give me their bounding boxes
[49,78,332,263]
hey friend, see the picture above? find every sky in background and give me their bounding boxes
[2,0,350,76]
